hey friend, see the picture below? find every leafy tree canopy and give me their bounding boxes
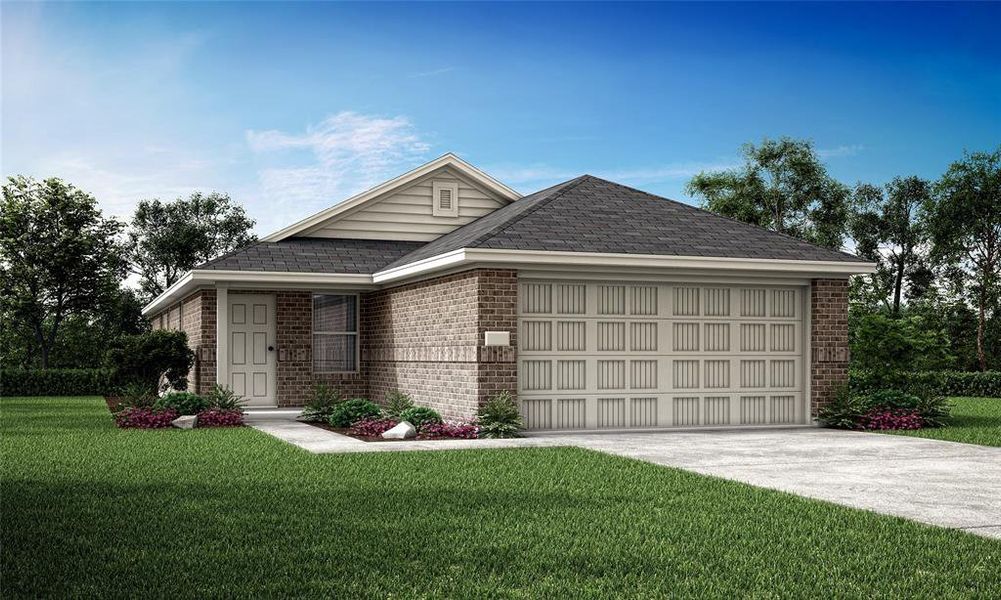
[850,176,931,314]
[686,137,849,249]
[128,192,256,301]
[0,176,125,368]
[924,147,1001,370]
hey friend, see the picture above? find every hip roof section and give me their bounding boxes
[198,238,426,274]
[383,175,869,270]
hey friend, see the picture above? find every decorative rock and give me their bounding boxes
[382,421,417,440]
[171,415,197,430]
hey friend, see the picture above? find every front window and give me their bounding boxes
[313,294,358,372]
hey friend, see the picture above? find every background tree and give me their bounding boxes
[0,287,147,369]
[686,137,850,249]
[924,147,1000,371]
[128,192,256,301]
[0,177,125,368]
[850,176,931,314]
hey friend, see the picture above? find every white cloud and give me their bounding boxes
[818,144,864,159]
[246,112,431,223]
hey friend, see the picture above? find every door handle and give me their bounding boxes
[268,346,275,352]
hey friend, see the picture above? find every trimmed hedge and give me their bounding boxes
[0,368,117,397]
[851,370,1001,399]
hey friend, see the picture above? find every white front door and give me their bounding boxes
[228,294,277,407]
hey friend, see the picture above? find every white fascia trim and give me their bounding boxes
[262,153,521,242]
[372,248,469,283]
[142,271,196,317]
[373,248,878,283]
[141,270,374,316]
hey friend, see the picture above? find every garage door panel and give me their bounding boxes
[519,280,807,430]
[518,392,804,431]
[556,283,586,314]
[630,397,658,427]
[521,398,552,429]
[557,321,587,351]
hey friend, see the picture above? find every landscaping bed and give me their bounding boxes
[104,386,247,429]
[294,386,522,442]
[304,420,477,442]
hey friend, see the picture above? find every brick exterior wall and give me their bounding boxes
[364,269,518,420]
[810,278,850,417]
[149,289,216,395]
[473,270,519,409]
[273,291,367,407]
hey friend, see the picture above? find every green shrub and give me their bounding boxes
[104,331,194,393]
[205,385,246,411]
[398,406,442,430]
[476,390,523,438]
[115,382,158,411]
[819,387,951,429]
[914,395,951,428]
[328,398,381,428]
[817,386,869,429]
[298,384,343,422]
[850,313,955,372]
[0,368,116,396]
[155,391,208,415]
[851,370,1001,399]
[383,389,414,418]
[862,389,922,410]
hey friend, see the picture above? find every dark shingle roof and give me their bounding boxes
[383,175,866,270]
[197,238,426,274]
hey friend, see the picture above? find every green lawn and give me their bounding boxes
[888,397,1001,447]
[2,397,1000,598]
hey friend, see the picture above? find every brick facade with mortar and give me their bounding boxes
[151,289,216,395]
[363,268,518,420]
[271,290,367,406]
[809,278,850,417]
[147,269,519,418]
[149,274,852,423]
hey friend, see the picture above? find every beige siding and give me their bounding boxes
[301,166,508,241]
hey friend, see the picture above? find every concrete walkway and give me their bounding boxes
[245,411,1001,539]
[245,413,564,453]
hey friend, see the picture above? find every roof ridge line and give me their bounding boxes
[465,175,590,249]
[582,174,860,260]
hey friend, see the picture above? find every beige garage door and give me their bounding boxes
[517,280,808,430]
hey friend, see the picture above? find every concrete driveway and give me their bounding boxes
[247,413,1001,539]
[566,428,1001,539]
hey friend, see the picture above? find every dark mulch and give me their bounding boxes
[303,420,475,442]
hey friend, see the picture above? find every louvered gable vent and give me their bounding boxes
[432,180,459,217]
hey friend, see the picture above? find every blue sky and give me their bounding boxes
[3,1,999,235]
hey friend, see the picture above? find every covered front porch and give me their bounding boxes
[147,272,375,408]
[144,268,519,417]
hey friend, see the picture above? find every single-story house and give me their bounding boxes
[143,153,875,430]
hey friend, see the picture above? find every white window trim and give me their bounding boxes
[432,180,460,218]
[312,293,360,374]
